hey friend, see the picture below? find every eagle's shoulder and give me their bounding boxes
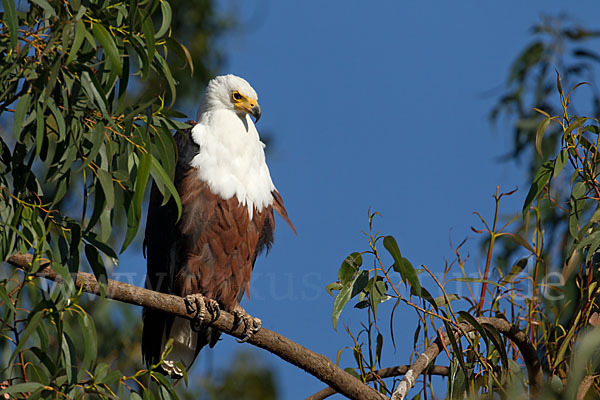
[173,121,200,186]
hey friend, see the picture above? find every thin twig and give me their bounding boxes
[390,317,542,400]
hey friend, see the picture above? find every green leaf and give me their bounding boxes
[508,41,544,85]
[332,270,368,331]
[500,258,528,284]
[0,383,45,395]
[443,318,467,374]
[565,326,600,398]
[325,282,342,297]
[14,93,31,138]
[451,277,505,288]
[553,149,568,178]
[384,235,421,296]
[332,285,351,331]
[79,122,105,171]
[150,154,181,219]
[331,287,352,331]
[9,310,45,363]
[574,231,600,254]
[0,285,15,314]
[418,287,439,310]
[84,244,108,294]
[368,279,388,317]
[154,53,177,105]
[483,324,509,371]
[30,0,56,16]
[338,252,362,285]
[535,117,551,158]
[458,311,489,347]
[77,312,97,379]
[96,168,114,211]
[152,372,177,398]
[156,0,172,38]
[350,270,369,298]
[67,20,86,64]
[121,152,152,252]
[522,160,553,215]
[81,70,109,116]
[92,23,123,76]
[434,293,460,306]
[139,9,155,80]
[1,0,18,50]
[504,232,534,253]
[165,37,193,76]
[35,103,44,158]
[569,181,586,238]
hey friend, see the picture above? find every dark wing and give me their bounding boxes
[141,122,199,367]
[272,190,296,234]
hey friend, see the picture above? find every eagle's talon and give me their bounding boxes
[206,299,221,321]
[184,294,207,332]
[232,308,261,343]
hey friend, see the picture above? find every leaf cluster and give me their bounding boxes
[0,0,202,398]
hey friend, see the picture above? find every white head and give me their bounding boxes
[199,74,261,122]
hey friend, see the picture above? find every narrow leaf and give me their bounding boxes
[1,0,18,50]
[155,0,172,38]
[96,168,114,211]
[535,117,551,158]
[150,155,181,219]
[92,23,123,75]
[522,161,553,215]
[67,20,86,64]
[121,152,151,252]
[13,93,31,138]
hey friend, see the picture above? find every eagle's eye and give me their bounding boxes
[232,91,243,101]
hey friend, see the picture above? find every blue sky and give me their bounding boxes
[118,1,600,398]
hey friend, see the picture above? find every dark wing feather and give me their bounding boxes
[142,123,201,367]
[272,190,296,234]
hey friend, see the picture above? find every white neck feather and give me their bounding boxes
[190,110,275,218]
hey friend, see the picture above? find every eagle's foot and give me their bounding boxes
[184,294,206,331]
[205,298,221,321]
[184,294,221,331]
[232,305,262,343]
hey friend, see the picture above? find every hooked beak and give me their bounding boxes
[250,104,261,123]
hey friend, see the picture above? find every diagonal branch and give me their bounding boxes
[391,317,543,400]
[306,365,450,400]
[7,253,384,400]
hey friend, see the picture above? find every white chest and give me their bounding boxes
[190,111,275,217]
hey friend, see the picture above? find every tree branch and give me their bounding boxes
[391,317,543,400]
[305,365,449,400]
[6,253,383,400]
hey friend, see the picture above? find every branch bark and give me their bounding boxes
[305,365,449,400]
[390,317,543,400]
[7,253,384,400]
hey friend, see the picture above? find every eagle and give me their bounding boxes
[142,74,295,376]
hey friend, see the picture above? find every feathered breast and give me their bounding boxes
[174,170,275,310]
[190,111,276,217]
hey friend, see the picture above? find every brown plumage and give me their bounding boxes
[177,170,276,309]
[142,123,294,373]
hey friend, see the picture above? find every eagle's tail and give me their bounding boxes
[142,310,220,377]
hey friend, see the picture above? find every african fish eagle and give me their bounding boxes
[142,74,295,376]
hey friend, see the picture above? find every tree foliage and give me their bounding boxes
[0,0,221,398]
[324,16,600,400]
[3,3,600,399]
